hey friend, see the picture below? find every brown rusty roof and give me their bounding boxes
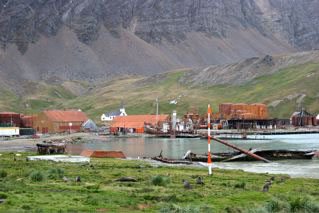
[43,110,88,122]
[81,150,126,158]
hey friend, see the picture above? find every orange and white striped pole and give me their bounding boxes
[208,104,212,175]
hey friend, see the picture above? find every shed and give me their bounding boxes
[82,119,97,132]
[111,114,169,133]
[290,110,316,126]
[33,110,88,134]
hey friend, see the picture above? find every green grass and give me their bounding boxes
[0,153,319,212]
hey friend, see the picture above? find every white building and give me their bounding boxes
[0,127,19,137]
[101,106,127,121]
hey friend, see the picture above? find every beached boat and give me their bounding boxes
[187,150,318,162]
[151,156,193,164]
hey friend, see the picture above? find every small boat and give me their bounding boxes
[145,125,200,138]
[188,150,318,162]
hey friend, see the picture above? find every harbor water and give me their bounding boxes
[69,134,319,178]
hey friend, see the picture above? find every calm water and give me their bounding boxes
[69,134,319,178]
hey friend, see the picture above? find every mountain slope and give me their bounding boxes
[1,0,319,85]
[1,51,319,120]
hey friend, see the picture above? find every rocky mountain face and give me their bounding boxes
[0,0,318,88]
[179,51,319,86]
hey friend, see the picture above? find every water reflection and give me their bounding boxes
[67,134,319,178]
[68,134,319,158]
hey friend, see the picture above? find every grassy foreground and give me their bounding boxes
[1,153,319,212]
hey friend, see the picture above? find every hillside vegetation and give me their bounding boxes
[0,60,318,121]
[62,62,319,120]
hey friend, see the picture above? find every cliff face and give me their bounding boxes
[0,0,318,84]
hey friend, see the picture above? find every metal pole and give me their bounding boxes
[208,104,212,175]
[156,97,159,126]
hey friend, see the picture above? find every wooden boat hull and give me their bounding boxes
[189,150,317,162]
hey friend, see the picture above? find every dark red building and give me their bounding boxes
[290,110,316,126]
[0,112,22,127]
[20,115,35,128]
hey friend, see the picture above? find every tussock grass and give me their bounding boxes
[0,170,7,178]
[151,175,171,186]
[0,152,319,212]
[29,171,44,182]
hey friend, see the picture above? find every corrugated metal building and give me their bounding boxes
[219,103,268,120]
[110,115,169,133]
[290,110,316,126]
[33,110,88,133]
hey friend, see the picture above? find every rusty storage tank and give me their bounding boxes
[219,103,233,115]
[251,104,269,120]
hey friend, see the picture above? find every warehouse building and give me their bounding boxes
[33,110,88,134]
[0,112,22,127]
[217,103,272,129]
[110,115,169,134]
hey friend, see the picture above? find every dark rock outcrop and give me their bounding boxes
[0,0,318,84]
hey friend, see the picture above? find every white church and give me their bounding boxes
[101,105,127,121]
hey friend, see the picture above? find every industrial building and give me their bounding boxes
[33,110,88,134]
[214,103,273,129]
[290,109,316,126]
[0,112,22,127]
[20,115,34,128]
[219,103,268,120]
[110,115,169,133]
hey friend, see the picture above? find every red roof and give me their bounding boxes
[0,112,19,114]
[43,110,88,122]
[0,112,20,116]
[81,150,126,158]
[111,115,169,129]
